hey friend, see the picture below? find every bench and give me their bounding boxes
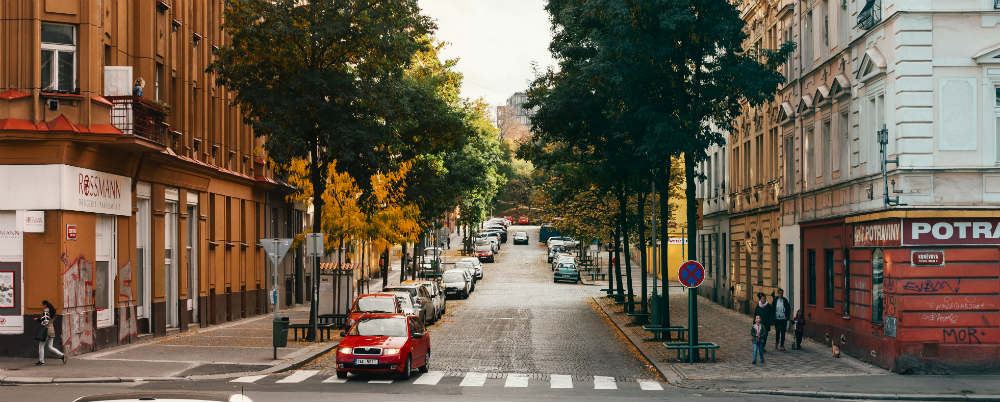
[599,288,615,297]
[318,314,347,329]
[289,323,337,341]
[626,312,650,324]
[643,325,688,341]
[589,272,608,281]
[663,342,720,362]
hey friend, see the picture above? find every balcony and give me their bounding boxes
[857,0,881,31]
[107,96,168,145]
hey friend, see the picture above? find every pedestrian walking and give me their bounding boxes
[752,292,773,352]
[751,315,765,364]
[34,300,65,365]
[793,309,805,350]
[447,236,451,250]
[773,288,792,351]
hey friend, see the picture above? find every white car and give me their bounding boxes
[442,269,471,299]
[459,257,484,279]
[455,261,479,291]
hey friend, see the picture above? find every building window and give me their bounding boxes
[786,244,795,307]
[872,248,885,323]
[836,111,848,174]
[803,10,814,64]
[722,233,728,280]
[771,239,779,286]
[784,136,794,191]
[756,133,764,185]
[994,85,1000,163]
[824,249,835,308]
[136,197,151,319]
[805,127,815,186]
[822,1,830,48]
[807,249,817,305]
[756,239,764,286]
[155,63,163,101]
[821,120,831,181]
[95,215,117,329]
[41,23,77,91]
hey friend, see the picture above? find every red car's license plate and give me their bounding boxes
[354,358,379,365]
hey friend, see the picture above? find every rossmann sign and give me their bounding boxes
[854,218,1000,247]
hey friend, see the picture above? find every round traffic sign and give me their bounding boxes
[678,260,705,288]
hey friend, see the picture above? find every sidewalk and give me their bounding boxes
[0,307,334,384]
[593,262,1000,400]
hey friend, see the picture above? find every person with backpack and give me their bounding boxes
[773,288,792,351]
[34,300,65,365]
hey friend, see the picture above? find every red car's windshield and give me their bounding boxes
[348,317,407,337]
[351,297,396,314]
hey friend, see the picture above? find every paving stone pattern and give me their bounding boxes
[596,267,888,382]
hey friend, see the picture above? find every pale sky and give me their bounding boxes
[417,0,556,108]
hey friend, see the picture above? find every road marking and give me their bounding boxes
[550,374,573,389]
[275,370,318,383]
[504,373,529,388]
[322,376,347,384]
[638,380,663,391]
[230,375,267,383]
[412,371,445,385]
[368,379,393,384]
[459,372,487,387]
[593,376,617,390]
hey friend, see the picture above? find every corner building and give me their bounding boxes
[738,0,1000,372]
[0,1,302,356]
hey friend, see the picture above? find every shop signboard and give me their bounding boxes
[853,220,902,247]
[0,165,132,216]
[911,250,945,266]
[854,218,1000,247]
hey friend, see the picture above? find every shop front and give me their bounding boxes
[0,164,135,356]
[803,213,1000,372]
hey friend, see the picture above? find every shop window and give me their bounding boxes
[136,197,151,320]
[41,23,76,91]
[95,215,116,328]
[843,249,851,317]
[165,199,180,328]
[872,248,885,323]
[807,249,817,305]
[824,249,835,308]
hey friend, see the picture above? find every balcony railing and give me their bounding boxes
[107,96,167,144]
[857,0,882,31]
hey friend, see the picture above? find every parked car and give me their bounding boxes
[335,313,430,380]
[478,233,500,252]
[389,291,420,323]
[553,261,581,283]
[475,240,495,263]
[552,255,575,271]
[456,260,482,282]
[513,231,529,245]
[347,293,402,329]
[547,236,569,249]
[485,225,508,242]
[412,280,446,319]
[548,244,568,263]
[458,257,483,279]
[442,269,471,299]
[385,284,436,324]
[423,247,445,259]
[518,216,529,224]
[418,259,443,278]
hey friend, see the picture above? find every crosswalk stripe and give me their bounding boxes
[230,375,267,383]
[504,373,529,388]
[593,376,617,390]
[368,379,393,384]
[459,372,487,387]
[638,380,663,391]
[322,375,348,384]
[276,370,319,383]
[550,374,573,389]
[412,371,445,385]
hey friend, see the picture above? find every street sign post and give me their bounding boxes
[260,238,293,359]
[678,260,705,288]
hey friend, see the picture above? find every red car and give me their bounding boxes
[347,293,401,329]
[518,216,529,224]
[336,313,430,379]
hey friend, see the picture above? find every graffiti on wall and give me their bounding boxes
[60,254,94,355]
[117,261,137,343]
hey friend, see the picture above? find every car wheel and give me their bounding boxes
[419,351,429,373]
[398,356,412,380]
[336,370,348,379]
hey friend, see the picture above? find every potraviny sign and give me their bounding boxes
[854,218,1000,247]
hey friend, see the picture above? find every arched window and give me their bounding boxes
[871,248,885,323]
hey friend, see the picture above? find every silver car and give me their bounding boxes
[455,261,478,291]
[386,285,435,324]
[388,291,422,323]
[458,257,484,279]
[442,269,471,299]
[414,280,446,319]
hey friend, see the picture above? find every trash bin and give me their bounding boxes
[273,316,289,348]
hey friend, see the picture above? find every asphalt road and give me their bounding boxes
[4,225,804,401]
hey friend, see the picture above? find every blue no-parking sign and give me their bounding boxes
[678,260,705,289]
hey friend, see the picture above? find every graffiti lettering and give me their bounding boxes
[902,279,961,294]
[942,327,983,344]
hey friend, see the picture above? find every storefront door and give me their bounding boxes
[95,215,117,329]
[186,204,198,324]
[165,200,179,328]
[136,195,151,332]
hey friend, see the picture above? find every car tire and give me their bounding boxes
[419,351,429,373]
[398,356,412,380]
[336,370,348,379]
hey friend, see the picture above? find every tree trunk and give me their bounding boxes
[618,185,635,314]
[613,225,624,303]
[307,142,326,342]
[658,164,672,329]
[607,232,615,294]
[637,188,648,316]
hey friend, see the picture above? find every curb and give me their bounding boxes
[591,296,684,385]
[733,389,1000,401]
[0,342,338,385]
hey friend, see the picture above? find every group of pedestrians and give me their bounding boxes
[750,288,805,364]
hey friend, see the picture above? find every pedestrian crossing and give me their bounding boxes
[230,370,666,392]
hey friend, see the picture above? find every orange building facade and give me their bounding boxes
[0,1,304,356]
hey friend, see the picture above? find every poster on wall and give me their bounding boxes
[0,271,14,308]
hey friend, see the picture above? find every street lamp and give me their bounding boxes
[877,124,905,207]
